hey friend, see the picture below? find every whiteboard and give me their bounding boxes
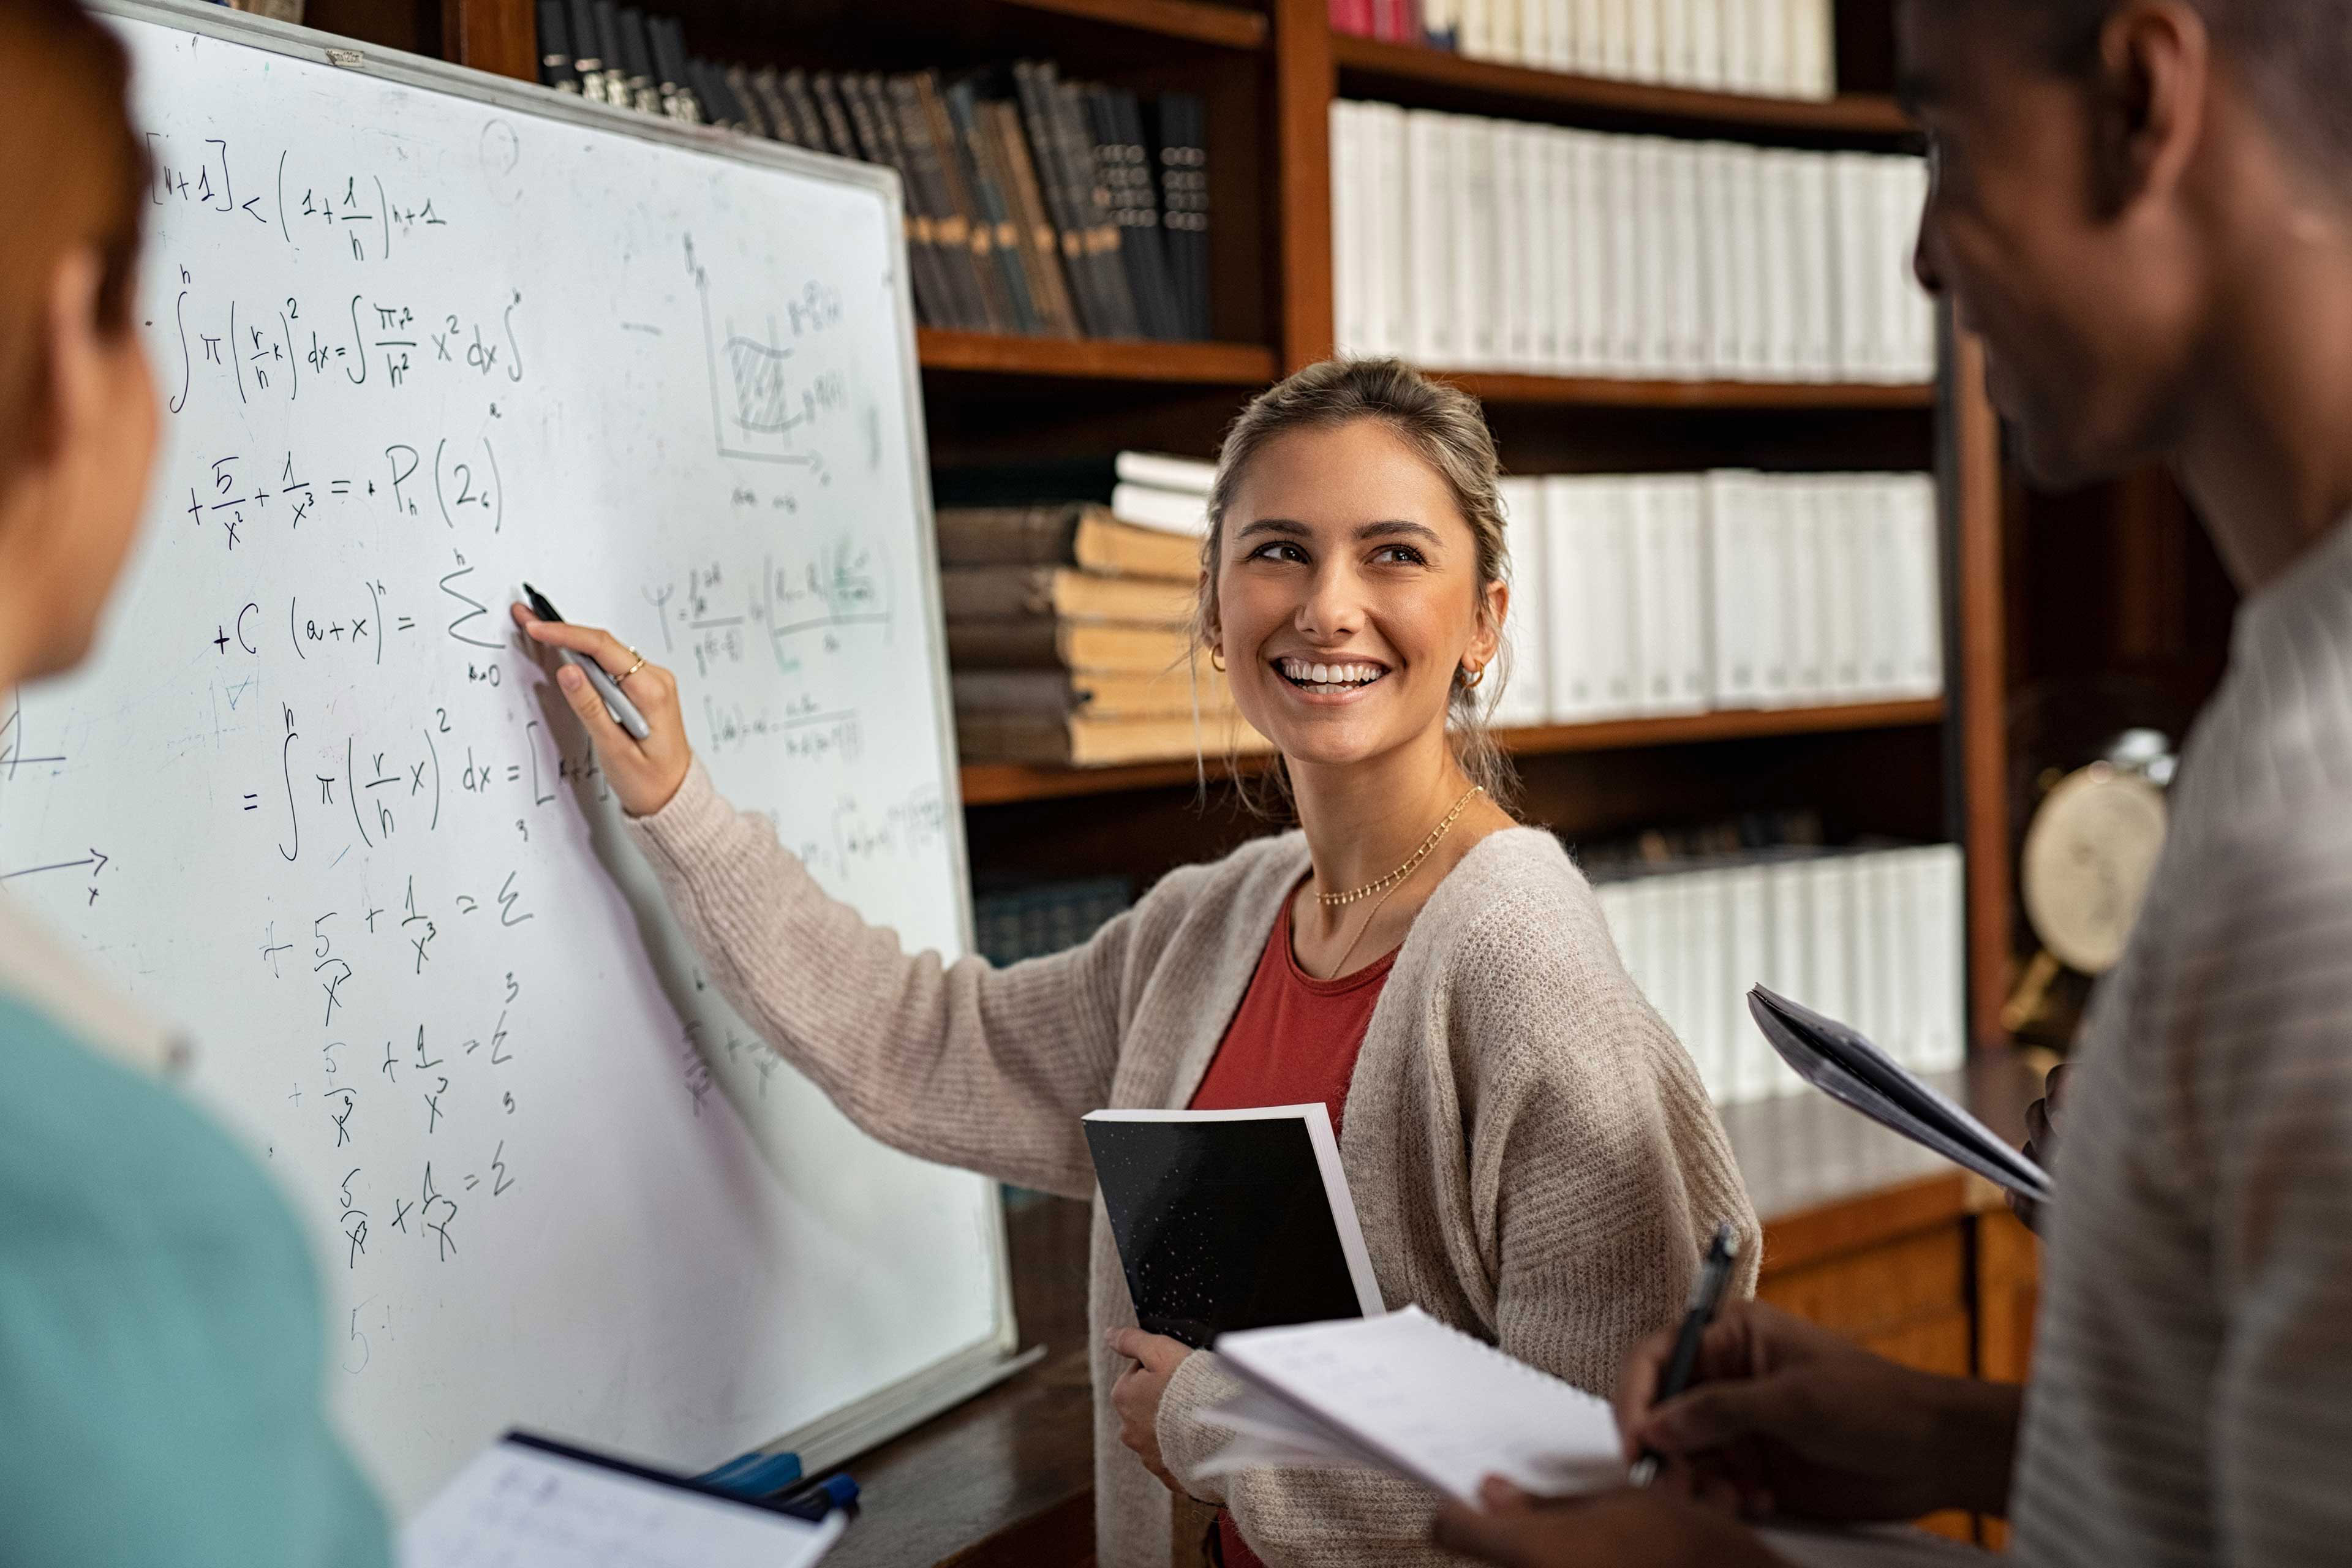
[0,0,1013,1515]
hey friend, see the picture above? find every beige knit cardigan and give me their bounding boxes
[627,763,1760,1568]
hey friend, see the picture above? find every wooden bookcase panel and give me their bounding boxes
[1332,33,1913,146]
[646,0,1264,70]
[960,701,1942,808]
[918,330,1274,385]
[1443,370,1932,412]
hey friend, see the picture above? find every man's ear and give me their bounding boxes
[28,247,107,473]
[2088,1,2207,219]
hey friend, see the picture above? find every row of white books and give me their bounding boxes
[1487,471,1941,728]
[1594,844,1967,1109]
[1332,102,1936,383]
[1439,0,1839,100]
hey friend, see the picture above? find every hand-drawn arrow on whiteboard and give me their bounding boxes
[0,848,108,883]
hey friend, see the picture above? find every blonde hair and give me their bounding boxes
[1194,357,1518,813]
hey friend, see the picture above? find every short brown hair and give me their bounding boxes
[1196,358,1518,812]
[0,0,146,486]
[1987,0,2352,178]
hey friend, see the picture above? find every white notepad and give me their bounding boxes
[1200,1307,1626,1503]
[400,1436,846,1568]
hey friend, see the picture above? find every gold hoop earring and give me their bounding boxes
[1209,647,1227,672]
[1461,664,1485,689]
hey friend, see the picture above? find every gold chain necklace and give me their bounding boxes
[1316,785,1485,908]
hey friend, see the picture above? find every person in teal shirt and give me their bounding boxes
[0,3,390,1563]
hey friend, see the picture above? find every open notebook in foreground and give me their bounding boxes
[1200,1306,1625,1502]
[399,1434,843,1568]
[1200,1309,1994,1567]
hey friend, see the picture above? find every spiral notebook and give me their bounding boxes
[1198,1307,1627,1502]
[399,1433,845,1568]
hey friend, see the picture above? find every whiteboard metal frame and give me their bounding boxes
[93,0,1020,1483]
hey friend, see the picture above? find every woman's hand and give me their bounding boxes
[1434,1479,1789,1568]
[511,601,692,818]
[1107,1327,1192,1493]
[1615,1302,2019,1525]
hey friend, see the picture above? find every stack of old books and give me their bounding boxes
[939,453,1272,767]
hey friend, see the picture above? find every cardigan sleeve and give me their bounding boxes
[1155,886,1761,1566]
[625,761,1169,1199]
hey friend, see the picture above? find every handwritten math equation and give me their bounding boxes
[159,268,524,420]
[640,548,894,681]
[178,440,504,553]
[143,132,454,263]
[259,875,528,1344]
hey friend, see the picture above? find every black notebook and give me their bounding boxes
[1083,1104,1384,1349]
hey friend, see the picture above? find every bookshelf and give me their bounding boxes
[253,4,2033,1558]
[326,0,2012,1054]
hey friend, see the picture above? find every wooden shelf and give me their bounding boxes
[1333,34,1913,141]
[1001,0,1267,50]
[1434,368,1935,411]
[918,328,1278,386]
[959,699,1945,805]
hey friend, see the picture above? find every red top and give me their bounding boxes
[1185,888,1395,1568]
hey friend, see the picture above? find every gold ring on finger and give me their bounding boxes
[618,650,649,684]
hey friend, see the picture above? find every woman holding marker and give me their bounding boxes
[0,2,389,1563]
[519,358,1758,1568]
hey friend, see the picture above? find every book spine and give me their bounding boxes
[988,100,1082,338]
[741,69,789,141]
[778,70,828,153]
[807,70,861,157]
[1011,62,1109,339]
[535,0,577,92]
[1046,72,1139,339]
[915,71,1015,335]
[721,64,771,137]
[1493,478,1550,726]
[887,75,984,332]
[948,79,1043,336]
[1156,94,1212,341]
[1113,88,1182,342]
[851,74,953,332]
[1086,84,1167,340]
[564,0,605,102]
[933,504,1085,567]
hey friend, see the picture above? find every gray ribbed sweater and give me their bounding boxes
[2009,518,2352,1566]
[628,769,1758,1567]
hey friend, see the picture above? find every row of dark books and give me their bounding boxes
[532,2,1212,342]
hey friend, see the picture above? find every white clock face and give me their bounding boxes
[2022,766,2169,974]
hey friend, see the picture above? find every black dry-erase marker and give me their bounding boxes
[518,582,651,741]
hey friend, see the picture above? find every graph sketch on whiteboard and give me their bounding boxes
[690,235,833,476]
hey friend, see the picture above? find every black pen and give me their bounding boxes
[517,582,652,741]
[1630,1219,1740,1488]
